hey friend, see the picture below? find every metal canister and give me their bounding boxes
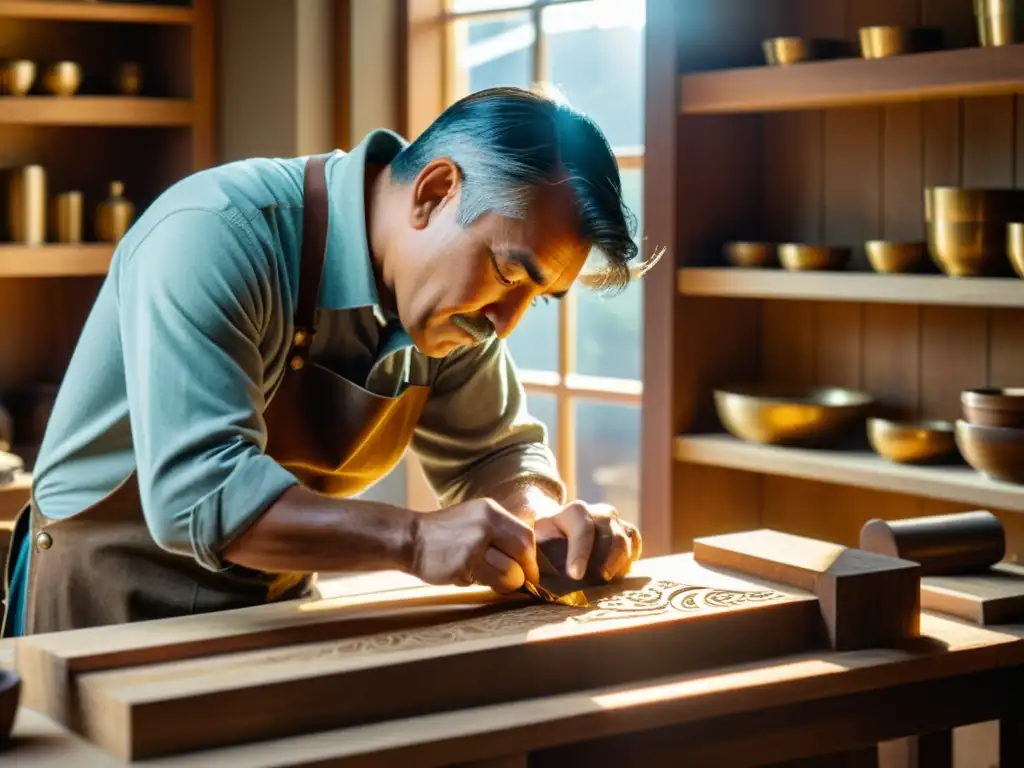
[52,191,84,244]
[8,165,47,244]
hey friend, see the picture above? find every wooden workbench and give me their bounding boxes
[3,611,1021,767]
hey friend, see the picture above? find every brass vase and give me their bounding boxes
[43,61,82,97]
[95,181,134,243]
[8,166,47,245]
[115,62,143,95]
[975,0,1022,45]
[2,60,36,96]
[51,191,84,244]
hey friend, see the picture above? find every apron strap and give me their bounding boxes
[295,154,332,340]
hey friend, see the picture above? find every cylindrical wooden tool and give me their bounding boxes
[859,510,1005,575]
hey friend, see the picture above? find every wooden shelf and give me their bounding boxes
[677,268,1024,308]
[0,245,114,277]
[680,44,1024,114]
[0,0,193,24]
[674,434,1024,513]
[0,97,193,126]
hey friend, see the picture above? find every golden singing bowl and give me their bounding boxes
[763,37,811,65]
[865,240,929,274]
[1009,222,1024,278]
[859,26,912,58]
[867,418,957,464]
[955,419,1024,485]
[779,243,851,271]
[714,385,875,446]
[2,60,36,96]
[925,186,1024,222]
[927,220,1011,277]
[724,241,777,268]
[975,0,1022,46]
[43,61,82,97]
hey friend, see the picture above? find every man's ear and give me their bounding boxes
[410,157,461,230]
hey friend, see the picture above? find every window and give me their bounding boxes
[392,0,645,528]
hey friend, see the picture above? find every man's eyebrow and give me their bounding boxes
[500,249,568,299]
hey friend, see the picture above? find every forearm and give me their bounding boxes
[222,484,417,574]
[492,479,563,526]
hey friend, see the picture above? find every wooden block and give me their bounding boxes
[860,511,1005,576]
[16,572,525,725]
[922,562,1024,625]
[693,529,921,650]
[69,555,822,760]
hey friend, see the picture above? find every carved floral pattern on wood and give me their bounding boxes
[260,579,786,663]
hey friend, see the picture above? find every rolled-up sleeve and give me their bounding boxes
[411,335,565,507]
[116,208,298,571]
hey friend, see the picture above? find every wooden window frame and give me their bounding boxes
[401,0,644,512]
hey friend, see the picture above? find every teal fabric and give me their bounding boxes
[7,527,29,637]
[17,126,562,630]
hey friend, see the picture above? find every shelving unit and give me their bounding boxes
[642,0,1024,560]
[0,1,216,527]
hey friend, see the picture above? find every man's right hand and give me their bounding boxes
[410,498,540,593]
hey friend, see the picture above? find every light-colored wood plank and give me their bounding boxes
[72,555,820,760]
[0,0,193,24]
[674,435,1024,513]
[921,563,1024,625]
[677,270,1024,308]
[0,97,193,127]
[680,44,1024,115]
[693,529,920,650]
[0,246,113,278]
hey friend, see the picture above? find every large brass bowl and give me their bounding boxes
[779,243,851,271]
[955,419,1024,484]
[714,385,874,446]
[1009,222,1024,278]
[925,187,1024,222]
[865,240,930,273]
[43,61,82,97]
[927,220,1011,276]
[867,418,958,464]
[1,60,35,96]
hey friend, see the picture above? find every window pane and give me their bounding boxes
[506,298,559,372]
[452,13,534,99]
[575,167,643,380]
[523,390,558,452]
[451,0,533,12]
[543,0,645,149]
[354,457,408,506]
[575,400,640,528]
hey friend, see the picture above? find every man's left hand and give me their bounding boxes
[534,501,642,582]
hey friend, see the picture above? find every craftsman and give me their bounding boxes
[2,86,649,637]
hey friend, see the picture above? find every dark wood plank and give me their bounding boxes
[919,307,988,420]
[881,103,925,243]
[824,107,881,268]
[862,304,921,419]
[962,96,1016,188]
[922,0,979,49]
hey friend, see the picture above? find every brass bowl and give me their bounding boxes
[865,240,930,274]
[724,241,777,268]
[762,37,846,65]
[962,388,1024,428]
[43,61,82,97]
[955,419,1024,484]
[116,61,142,96]
[779,244,851,271]
[1010,222,1024,278]
[975,0,1022,46]
[925,187,1024,222]
[714,384,874,446]
[927,220,1011,277]
[858,26,943,58]
[867,418,957,464]
[2,60,35,96]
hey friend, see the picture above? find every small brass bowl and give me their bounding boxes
[956,419,1024,484]
[43,61,82,97]
[724,241,777,268]
[115,61,142,96]
[962,387,1024,428]
[925,187,1024,222]
[975,0,1022,46]
[2,60,36,96]
[762,37,846,65]
[858,26,943,58]
[927,220,1012,277]
[865,240,930,274]
[1009,222,1024,278]
[867,418,958,464]
[714,384,874,446]
[779,243,851,271]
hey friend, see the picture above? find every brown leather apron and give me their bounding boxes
[2,154,431,636]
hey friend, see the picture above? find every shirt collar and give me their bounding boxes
[317,128,408,313]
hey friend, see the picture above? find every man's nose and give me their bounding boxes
[484,289,535,339]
